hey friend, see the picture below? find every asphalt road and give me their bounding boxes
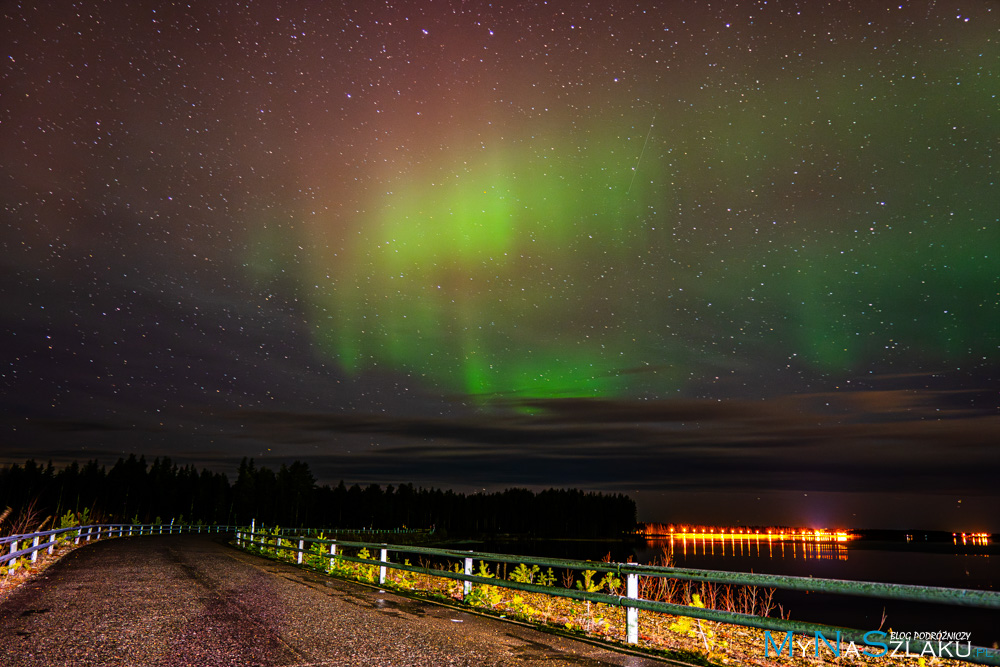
[0,534,667,666]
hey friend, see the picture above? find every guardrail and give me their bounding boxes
[1,523,236,574]
[4,524,997,665]
[266,526,428,537]
[236,529,1000,666]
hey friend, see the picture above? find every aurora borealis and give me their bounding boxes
[2,0,998,530]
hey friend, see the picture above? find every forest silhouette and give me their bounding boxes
[0,456,637,538]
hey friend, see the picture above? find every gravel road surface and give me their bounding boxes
[0,534,667,666]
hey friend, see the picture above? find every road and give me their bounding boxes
[0,534,667,666]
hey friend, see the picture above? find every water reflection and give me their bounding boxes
[647,532,849,561]
[953,532,991,547]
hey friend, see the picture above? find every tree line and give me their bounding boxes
[0,456,637,538]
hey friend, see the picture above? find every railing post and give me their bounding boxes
[31,536,39,563]
[96,526,102,541]
[626,573,639,644]
[85,527,92,542]
[463,555,473,599]
[48,535,55,555]
[7,541,16,574]
[379,548,388,585]
[297,539,304,565]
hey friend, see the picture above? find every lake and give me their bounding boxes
[465,532,999,647]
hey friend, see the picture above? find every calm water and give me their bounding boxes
[466,535,999,646]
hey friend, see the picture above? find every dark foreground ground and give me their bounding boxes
[0,534,665,666]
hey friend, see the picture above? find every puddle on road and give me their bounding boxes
[380,597,428,618]
[326,586,432,621]
[507,634,595,665]
[372,598,403,619]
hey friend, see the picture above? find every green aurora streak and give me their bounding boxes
[276,26,998,400]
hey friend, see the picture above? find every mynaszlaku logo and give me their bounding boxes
[763,630,997,661]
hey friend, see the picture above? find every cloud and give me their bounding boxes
[211,388,998,499]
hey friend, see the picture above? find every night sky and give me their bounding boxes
[2,1,998,531]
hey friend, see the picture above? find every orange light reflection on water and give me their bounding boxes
[643,525,854,561]
[954,532,991,547]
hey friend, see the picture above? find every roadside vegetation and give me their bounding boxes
[244,532,966,667]
[0,504,95,599]
[0,512,978,667]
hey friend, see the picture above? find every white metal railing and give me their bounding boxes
[0,523,237,573]
[236,529,1000,666]
[3,523,998,666]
